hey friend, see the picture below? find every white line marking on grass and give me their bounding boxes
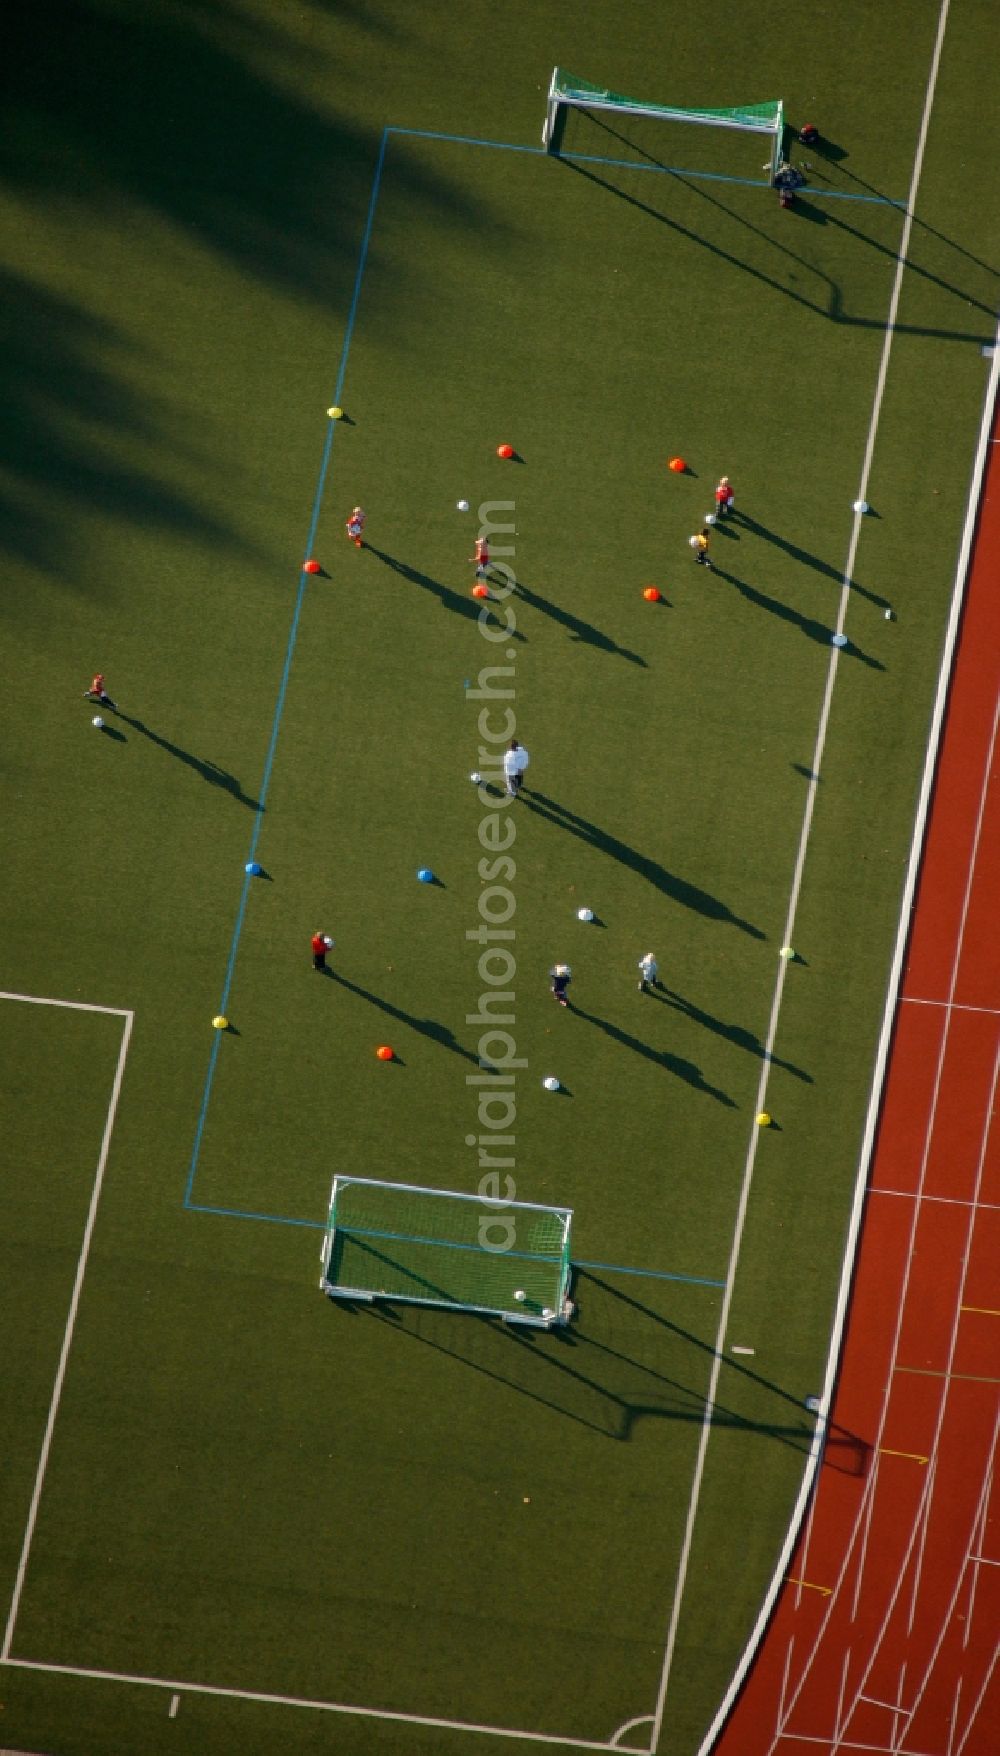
[1,1005,134,1662]
[0,989,131,1018]
[0,1659,620,1751]
[609,1712,654,1751]
[681,7,988,1750]
[169,1693,179,1718]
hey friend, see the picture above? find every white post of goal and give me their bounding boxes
[542,69,785,185]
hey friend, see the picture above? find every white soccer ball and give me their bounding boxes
[323,935,334,948]
[470,770,482,784]
[577,907,594,922]
[514,1289,526,1302]
[92,716,104,729]
[705,513,717,525]
[457,499,470,512]
[543,1076,560,1092]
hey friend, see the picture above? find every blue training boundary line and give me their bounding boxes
[388,126,903,206]
[185,115,896,1223]
[188,1201,724,1289]
[188,1202,326,1231]
[386,125,546,156]
[575,1259,725,1288]
[184,127,390,1214]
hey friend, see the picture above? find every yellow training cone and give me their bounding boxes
[327,406,344,419]
[213,1015,229,1030]
[756,1111,772,1127]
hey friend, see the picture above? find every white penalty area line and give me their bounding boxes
[0,989,132,1018]
[1,1000,134,1663]
[657,3,969,1751]
[0,1658,629,1754]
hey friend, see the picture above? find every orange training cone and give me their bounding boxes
[643,586,662,602]
[303,559,321,574]
[497,443,515,459]
[471,583,489,600]
[668,457,687,474]
[376,1045,394,1061]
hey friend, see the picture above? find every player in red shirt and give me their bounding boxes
[471,536,490,580]
[714,476,735,516]
[83,672,118,710]
[345,506,366,547]
[311,931,333,972]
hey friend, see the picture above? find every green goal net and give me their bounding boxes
[320,1176,574,1328]
[542,68,785,182]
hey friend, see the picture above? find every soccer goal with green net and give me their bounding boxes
[542,67,785,183]
[320,1176,574,1328]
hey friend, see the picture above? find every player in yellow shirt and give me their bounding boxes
[689,528,712,568]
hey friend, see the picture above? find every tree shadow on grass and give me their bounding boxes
[0,3,504,575]
[514,577,647,666]
[331,971,481,1066]
[115,712,260,808]
[523,791,766,940]
[0,0,495,309]
[713,567,885,670]
[366,546,526,640]
[570,1003,737,1107]
[651,984,812,1083]
[0,267,250,585]
[738,514,889,610]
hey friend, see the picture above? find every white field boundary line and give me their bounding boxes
[664,3,969,1749]
[693,26,1000,1756]
[0,1660,629,1754]
[0,991,132,1019]
[1,994,134,1662]
[0,990,628,1756]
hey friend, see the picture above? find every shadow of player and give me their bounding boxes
[330,972,481,1066]
[515,577,647,666]
[524,792,765,939]
[366,546,527,640]
[571,1004,736,1107]
[116,713,261,807]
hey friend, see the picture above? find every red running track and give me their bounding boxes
[707,387,1000,1756]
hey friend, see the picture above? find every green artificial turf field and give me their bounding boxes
[3,4,1000,1754]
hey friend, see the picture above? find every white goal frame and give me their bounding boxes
[542,67,785,184]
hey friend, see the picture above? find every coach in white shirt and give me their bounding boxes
[503,738,530,797]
